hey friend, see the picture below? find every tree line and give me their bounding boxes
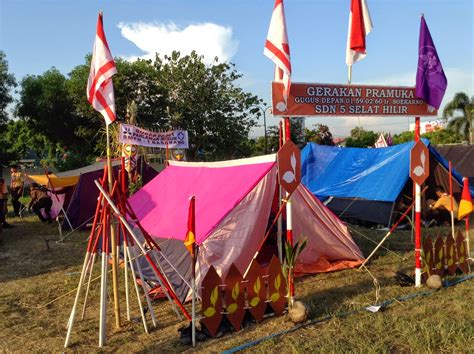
[1,49,472,170]
[0,50,263,169]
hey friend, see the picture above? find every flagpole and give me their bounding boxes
[348,65,352,84]
[466,215,471,272]
[106,123,121,329]
[448,161,455,239]
[191,243,197,347]
[414,117,422,287]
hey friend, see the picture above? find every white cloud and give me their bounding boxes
[117,21,238,64]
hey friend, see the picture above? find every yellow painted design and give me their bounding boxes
[250,297,260,307]
[227,303,238,314]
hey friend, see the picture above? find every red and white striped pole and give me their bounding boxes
[283,117,295,302]
[414,117,422,287]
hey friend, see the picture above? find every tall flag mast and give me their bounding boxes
[86,11,121,335]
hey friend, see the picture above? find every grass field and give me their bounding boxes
[0,213,473,353]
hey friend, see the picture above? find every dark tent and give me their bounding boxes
[301,140,470,226]
[64,159,158,230]
[435,145,474,186]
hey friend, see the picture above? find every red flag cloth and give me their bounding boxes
[184,196,196,256]
[87,12,117,125]
[264,0,291,105]
[346,0,373,66]
[458,178,473,220]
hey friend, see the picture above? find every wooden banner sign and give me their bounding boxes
[456,230,469,273]
[277,140,301,194]
[266,256,287,315]
[433,236,445,276]
[410,140,430,186]
[245,260,267,323]
[200,266,223,337]
[272,82,438,117]
[422,237,434,280]
[223,264,245,332]
[445,235,457,275]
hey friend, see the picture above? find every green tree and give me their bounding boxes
[304,124,335,146]
[16,69,90,159]
[154,51,260,160]
[345,127,378,147]
[392,128,463,145]
[442,92,474,144]
[392,131,414,145]
[3,120,57,160]
[0,51,16,125]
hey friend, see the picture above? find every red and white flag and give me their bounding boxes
[346,0,373,67]
[374,133,388,148]
[264,0,291,105]
[87,12,117,125]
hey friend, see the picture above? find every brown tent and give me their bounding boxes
[436,145,474,185]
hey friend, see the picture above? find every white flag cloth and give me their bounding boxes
[374,134,388,148]
[264,0,291,104]
[87,12,117,125]
[346,0,373,66]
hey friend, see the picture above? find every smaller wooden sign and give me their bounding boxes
[445,234,457,275]
[200,266,223,337]
[266,256,287,315]
[245,260,267,323]
[433,235,445,276]
[422,236,434,281]
[456,230,469,274]
[223,264,245,332]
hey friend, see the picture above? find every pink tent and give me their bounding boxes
[129,155,363,301]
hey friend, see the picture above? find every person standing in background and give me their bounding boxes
[1,177,13,230]
[10,165,24,217]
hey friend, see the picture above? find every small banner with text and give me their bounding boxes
[119,123,189,149]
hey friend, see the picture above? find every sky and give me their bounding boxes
[1,0,473,138]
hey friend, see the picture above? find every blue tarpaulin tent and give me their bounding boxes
[301,140,470,225]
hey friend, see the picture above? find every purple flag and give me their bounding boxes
[415,16,447,110]
[386,133,393,146]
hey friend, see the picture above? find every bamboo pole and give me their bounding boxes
[94,180,191,320]
[64,176,106,347]
[64,252,92,347]
[125,244,149,334]
[98,201,109,347]
[129,244,157,327]
[106,124,121,329]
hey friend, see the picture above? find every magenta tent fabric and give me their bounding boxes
[129,159,275,244]
[129,155,364,302]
